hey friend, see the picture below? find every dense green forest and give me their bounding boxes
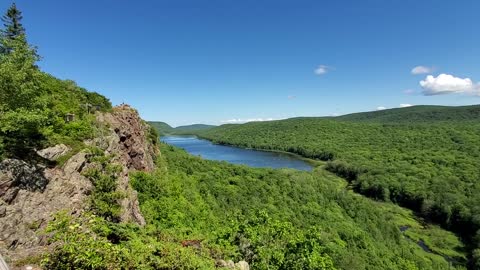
[40,143,467,269]
[149,121,215,135]
[193,107,480,268]
[149,121,174,135]
[130,144,468,269]
[336,105,480,123]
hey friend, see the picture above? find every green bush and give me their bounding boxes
[83,149,124,222]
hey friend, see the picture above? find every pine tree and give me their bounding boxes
[0,3,26,55]
[2,3,25,39]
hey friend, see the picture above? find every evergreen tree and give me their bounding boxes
[0,3,26,55]
[2,3,25,39]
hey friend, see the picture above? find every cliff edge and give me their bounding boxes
[0,104,157,265]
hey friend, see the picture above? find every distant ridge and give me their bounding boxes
[335,104,480,123]
[175,124,216,132]
[148,121,173,135]
[148,122,215,135]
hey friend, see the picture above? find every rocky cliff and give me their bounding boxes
[0,104,157,265]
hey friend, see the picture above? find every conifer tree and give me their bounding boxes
[2,3,25,40]
[0,3,26,54]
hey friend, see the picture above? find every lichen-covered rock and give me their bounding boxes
[0,159,48,203]
[36,144,70,161]
[0,155,93,264]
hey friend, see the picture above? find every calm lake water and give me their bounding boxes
[161,136,313,171]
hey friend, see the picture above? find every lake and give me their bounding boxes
[161,136,313,171]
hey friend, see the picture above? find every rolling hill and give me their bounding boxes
[148,122,215,135]
[336,104,480,123]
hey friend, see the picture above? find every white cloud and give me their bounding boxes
[314,65,331,75]
[399,104,413,108]
[403,89,415,95]
[411,66,433,75]
[377,106,387,110]
[221,118,277,124]
[419,74,479,95]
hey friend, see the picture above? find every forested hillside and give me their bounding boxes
[131,144,465,269]
[0,3,111,160]
[336,105,480,123]
[148,121,215,135]
[195,106,480,267]
[148,121,173,134]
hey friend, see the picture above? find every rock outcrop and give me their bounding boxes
[0,104,157,266]
[0,151,91,264]
[35,144,70,161]
[92,104,157,225]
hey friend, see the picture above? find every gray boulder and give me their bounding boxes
[36,144,70,161]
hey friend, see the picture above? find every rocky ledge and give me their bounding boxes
[0,105,157,266]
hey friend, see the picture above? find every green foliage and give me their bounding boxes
[0,4,111,160]
[0,30,46,158]
[0,108,48,158]
[173,124,216,134]
[42,211,215,269]
[0,35,40,111]
[193,110,480,265]
[336,105,480,123]
[42,212,130,270]
[148,121,173,135]
[146,122,160,145]
[82,148,124,222]
[129,144,465,269]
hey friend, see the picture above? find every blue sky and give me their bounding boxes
[3,0,479,126]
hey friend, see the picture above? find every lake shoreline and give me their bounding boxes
[161,135,317,171]
[190,134,324,167]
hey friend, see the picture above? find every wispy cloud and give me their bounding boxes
[399,103,413,108]
[220,118,278,124]
[403,89,416,95]
[314,65,332,75]
[420,74,480,96]
[287,95,297,100]
[411,65,434,75]
[377,106,387,110]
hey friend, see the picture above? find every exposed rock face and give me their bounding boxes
[35,144,70,161]
[0,104,158,265]
[92,104,157,225]
[0,152,91,263]
[0,160,48,204]
[95,104,156,172]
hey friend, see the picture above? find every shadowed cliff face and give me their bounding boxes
[0,104,157,265]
